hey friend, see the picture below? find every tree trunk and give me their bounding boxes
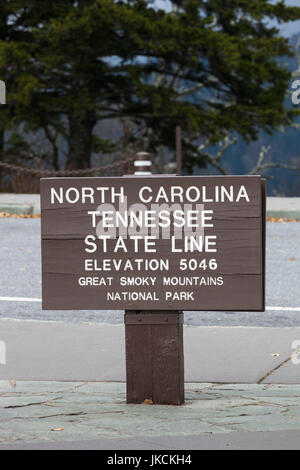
[67,110,96,169]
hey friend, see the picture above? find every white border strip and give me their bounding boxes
[134,161,151,167]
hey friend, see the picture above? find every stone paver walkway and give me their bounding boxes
[1,381,300,444]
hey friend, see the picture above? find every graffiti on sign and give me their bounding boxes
[41,176,265,311]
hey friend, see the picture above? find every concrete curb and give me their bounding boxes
[0,194,40,215]
[0,207,291,219]
[3,207,298,219]
[266,210,300,220]
[266,197,300,220]
[0,195,300,218]
[0,204,38,215]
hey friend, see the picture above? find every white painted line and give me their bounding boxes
[266,306,300,312]
[0,296,41,302]
[0,297,299,313]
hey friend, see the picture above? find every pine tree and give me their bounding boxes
[1,0,300,170]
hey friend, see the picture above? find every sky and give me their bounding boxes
[276,0,300,36]
[155,0,300,37]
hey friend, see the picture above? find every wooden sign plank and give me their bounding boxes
[41,175,265,311]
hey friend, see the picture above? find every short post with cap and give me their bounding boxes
[134,152,152,176]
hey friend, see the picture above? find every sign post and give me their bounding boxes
[176,126,182,176]
[125,310,184,405]
[125,153,184,405]
[41,169,266,406]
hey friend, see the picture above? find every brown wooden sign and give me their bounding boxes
[41,176,265,311]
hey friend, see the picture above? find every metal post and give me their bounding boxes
[124,152,185,405]
[176,125,182,176]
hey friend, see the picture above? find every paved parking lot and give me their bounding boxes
[0,219,299,326]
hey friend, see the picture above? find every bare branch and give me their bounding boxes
[186,137,229,175]
[250,145,299,175]
[215,135,237,161]
[251,162,299,174]
[178,83,204,97]
[196,138,209,152]
[200,151,228,175]
[168,64,182,89]
[191,134,236,174]
[249,145,270,174]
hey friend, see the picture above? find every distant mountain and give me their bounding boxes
[197,32,300,196]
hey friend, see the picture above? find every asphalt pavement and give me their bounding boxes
[0,218,299,326]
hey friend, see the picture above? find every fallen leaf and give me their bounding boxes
[267,217,300,223]
[51,427,64,432]
[271,353,281,357]
[0,212,40,219]
[143,398,153,405]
